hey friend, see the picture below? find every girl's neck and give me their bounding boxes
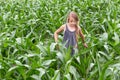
[68,23,75,27]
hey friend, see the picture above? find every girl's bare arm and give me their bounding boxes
[79,27,88,47]
[54,25,65,42]
[79,27,85,43]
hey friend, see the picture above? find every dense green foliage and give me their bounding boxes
[0,0,120,80]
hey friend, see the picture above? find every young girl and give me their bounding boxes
[54,11,88,55]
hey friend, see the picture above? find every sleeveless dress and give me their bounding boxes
[63,24,77,55]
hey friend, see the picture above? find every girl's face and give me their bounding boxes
[69,16,77,26]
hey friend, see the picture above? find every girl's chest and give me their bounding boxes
[68,27,76,32]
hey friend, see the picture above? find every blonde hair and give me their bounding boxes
[67,11,80,41]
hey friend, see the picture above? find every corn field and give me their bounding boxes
[0,0,120,80]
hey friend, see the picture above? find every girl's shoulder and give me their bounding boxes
[62,24,66,31]
[61,24,66,28]
[56,24,66,32]
[77,25,81,31]
[60,24,66,29]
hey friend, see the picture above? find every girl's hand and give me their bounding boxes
[83,43,88,48]
[55,43,59,50]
